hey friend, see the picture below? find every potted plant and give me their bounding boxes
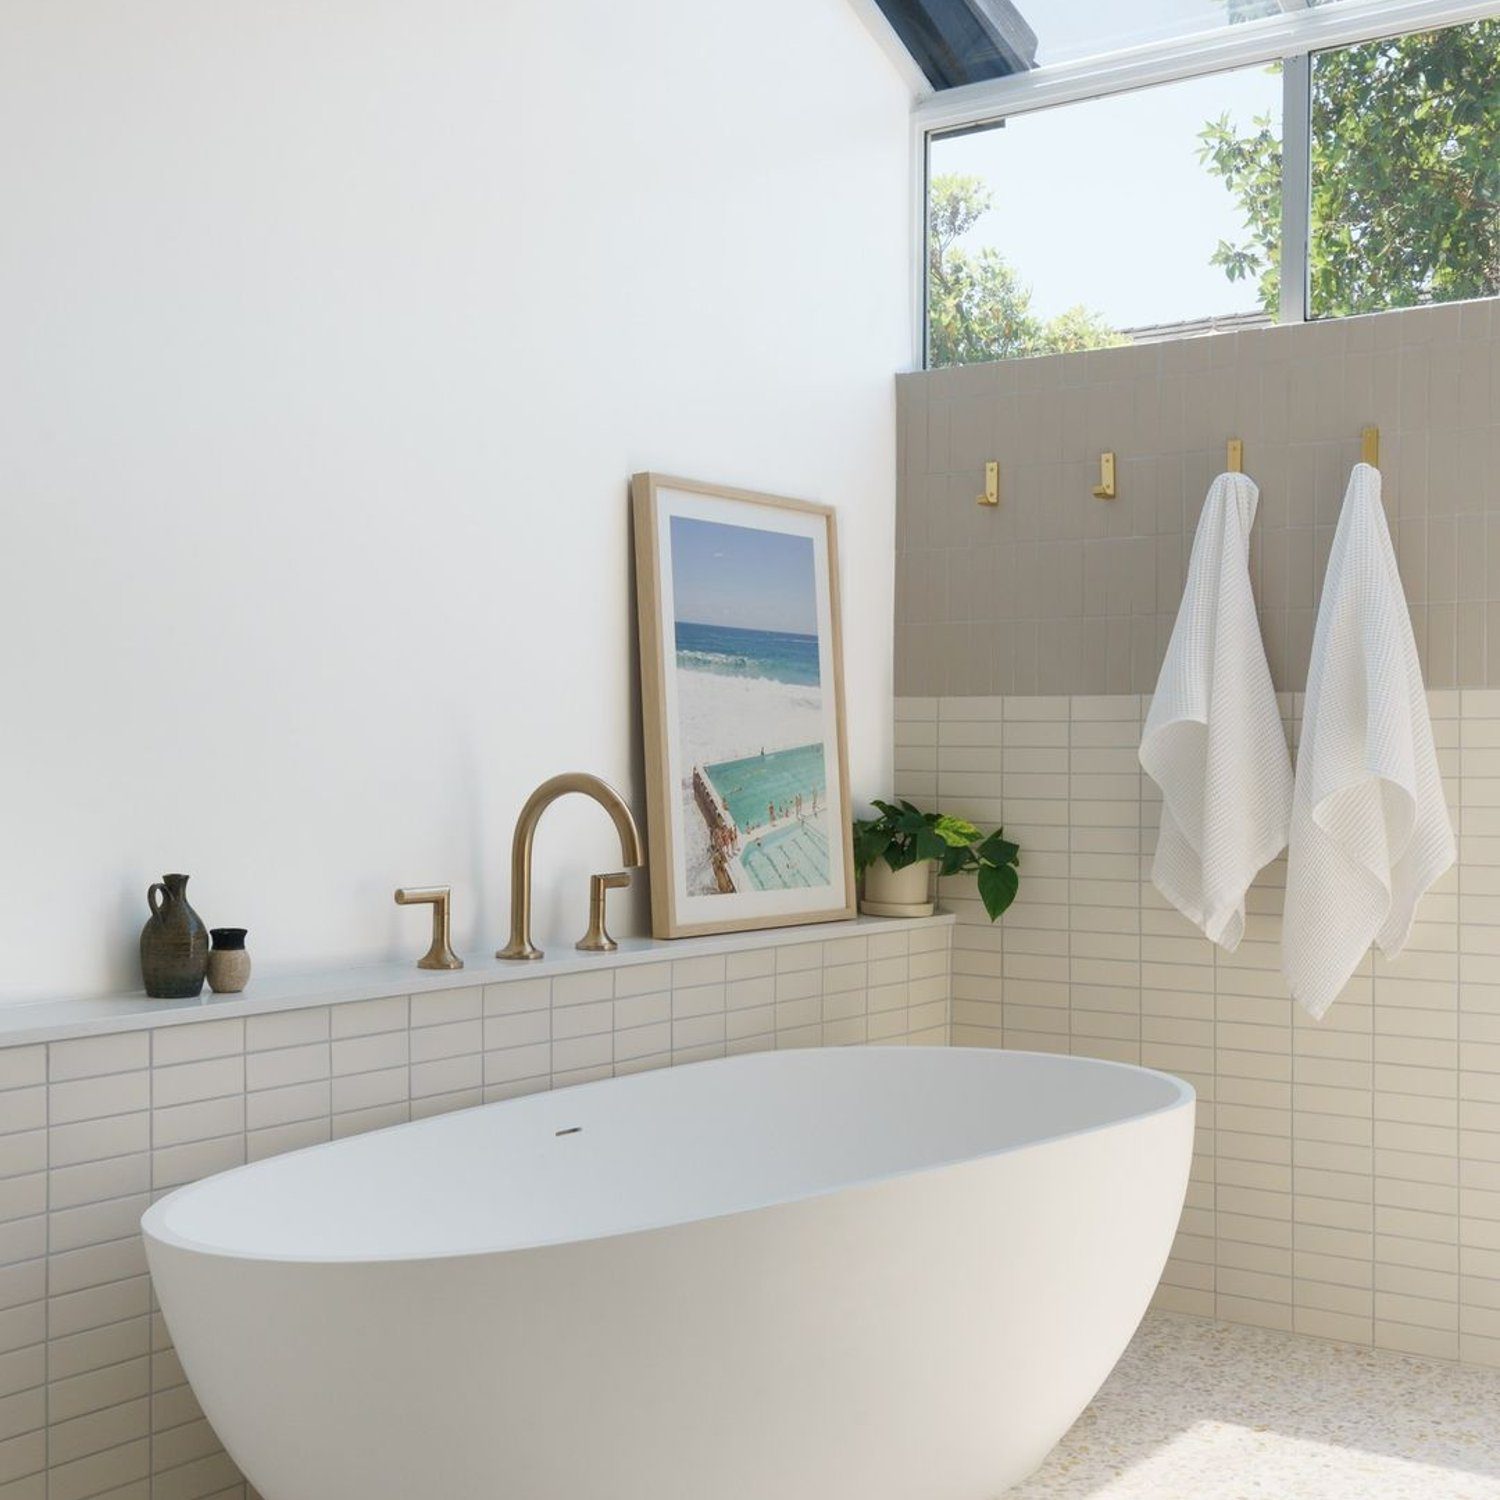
[853,800,1020,920]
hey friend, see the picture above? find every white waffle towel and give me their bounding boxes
[1140,471,1293,951]
[1282,463,1455,1019]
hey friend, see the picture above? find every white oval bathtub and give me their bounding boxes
[143,1045,1193,1500]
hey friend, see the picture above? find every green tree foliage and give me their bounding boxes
[1198,98,1284,313]
[1200,20,1500,317]
[927,173,1125,366]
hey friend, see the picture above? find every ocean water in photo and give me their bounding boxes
[675,621,821,688]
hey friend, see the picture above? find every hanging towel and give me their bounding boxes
[1140,471,1293,951]
[1282,463,1455,1019]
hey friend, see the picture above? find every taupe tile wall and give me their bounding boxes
[896,298,1500,697]
[0,927,951,1500]
[896,691,1500,1369]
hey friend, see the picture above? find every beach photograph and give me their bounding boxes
[668,515,831,897]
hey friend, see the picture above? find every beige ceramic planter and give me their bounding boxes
[860,858,935,918]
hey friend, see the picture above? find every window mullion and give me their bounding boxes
[1279,50,1312,325]
[915,121,931,369]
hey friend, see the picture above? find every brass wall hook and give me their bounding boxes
[394,885,463,971]
[578,870,631,953]
[1362,426,1380,468]
[1227,438,1244,474]
[976,460,999,507]
[1091,451,1117,500]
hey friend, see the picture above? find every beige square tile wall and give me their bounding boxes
[896,691,1500,1369]
[0,928,951,1500]
[896,299,1500,698]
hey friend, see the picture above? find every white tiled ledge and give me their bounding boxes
[0,913,957,1048]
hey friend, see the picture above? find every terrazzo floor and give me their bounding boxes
[1009,1313,1500,1499]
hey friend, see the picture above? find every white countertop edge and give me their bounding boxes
[0,913,958,1048]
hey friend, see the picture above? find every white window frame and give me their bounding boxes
[910,0,1500,367]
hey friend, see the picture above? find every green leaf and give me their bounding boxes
[976,862,1019,922]
[911,827,948,865]
[933,814,981,847]
[885,841,920,871]
[977,831,1020,868]
[854,827,892,875]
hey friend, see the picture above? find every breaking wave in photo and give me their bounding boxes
[674,621,821,688]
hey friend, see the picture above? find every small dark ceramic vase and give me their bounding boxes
[207,928,251,995]
[140,874,210,999]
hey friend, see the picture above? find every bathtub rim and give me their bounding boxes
[141,1045,1195,1267]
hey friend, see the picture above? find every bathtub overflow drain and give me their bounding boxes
[555,1126,582,1137]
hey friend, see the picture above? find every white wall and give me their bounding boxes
[0,0,912,1003]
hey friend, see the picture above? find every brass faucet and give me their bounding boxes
[393,885,463,971]
[496,773,644,961]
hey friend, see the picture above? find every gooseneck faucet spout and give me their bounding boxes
[496,773,644,961]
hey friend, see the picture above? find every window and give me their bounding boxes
[1007,0,1301,68]
[881,0,1394,80]
[1309,21,1500,318]
[921,8,1500,366]
[928,66,1282,367]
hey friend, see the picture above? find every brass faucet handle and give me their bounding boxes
[394,886,464,972]
[576,870,631,954]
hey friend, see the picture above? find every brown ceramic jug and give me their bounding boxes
[140,873,210,998]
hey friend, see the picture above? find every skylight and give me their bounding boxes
[876,0,1415,88]
[1020,0,1343,69]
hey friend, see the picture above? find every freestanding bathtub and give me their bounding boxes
[143,1045,1193,1500]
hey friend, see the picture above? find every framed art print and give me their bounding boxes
[631,473,856,939]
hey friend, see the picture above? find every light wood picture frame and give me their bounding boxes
[632,473,857,939]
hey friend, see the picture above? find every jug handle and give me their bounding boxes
[148,883,168,916]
